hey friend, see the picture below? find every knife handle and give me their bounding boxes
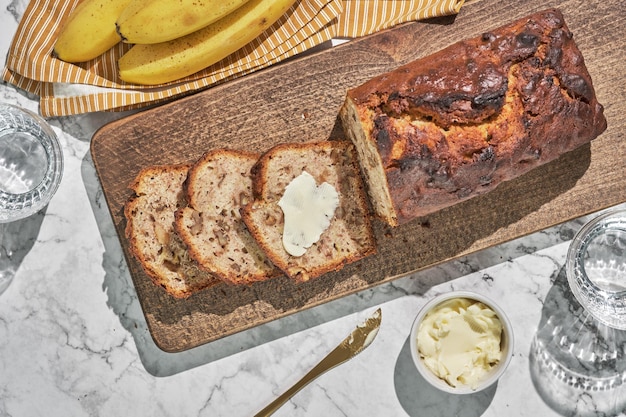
[253,346,347,417]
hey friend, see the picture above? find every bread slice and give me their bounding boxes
[124,165,220,298]
[241,140,376,283]
[175,149,278,285]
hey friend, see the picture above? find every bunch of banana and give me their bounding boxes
[53,0,132,62]
[115,0,252,44]
[53,0,297,86]
[118,0,297,85]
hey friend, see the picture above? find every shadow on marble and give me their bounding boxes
[0,209,45,296]
[59,117,141,150]
[393,334,495,416]
[529,265,626,416]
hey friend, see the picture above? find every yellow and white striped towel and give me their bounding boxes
[2,0,464,117]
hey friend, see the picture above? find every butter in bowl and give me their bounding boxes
[409,291,514,394]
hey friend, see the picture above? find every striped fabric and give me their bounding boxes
[337,0,464,37]
[2,0,464,117]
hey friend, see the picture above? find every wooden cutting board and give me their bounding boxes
[91,0,626,352]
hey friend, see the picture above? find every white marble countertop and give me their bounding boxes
[2,2,626,416]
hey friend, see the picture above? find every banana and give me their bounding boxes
[53,0,131,63]
[118,0,296,85]
[116,0,252,45]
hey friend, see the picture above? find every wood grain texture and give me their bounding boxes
[91,0,626,352]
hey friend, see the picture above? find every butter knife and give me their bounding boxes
[254,308,382,417]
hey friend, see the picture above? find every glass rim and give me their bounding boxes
[567,207,626,295]
[0,104,63,221]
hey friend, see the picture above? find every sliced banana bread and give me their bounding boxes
[339,9,607,226]
[124,165,220,298]
[241,141,376,283]
[175,149,279,285]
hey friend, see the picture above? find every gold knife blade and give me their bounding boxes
[254,308,382,417]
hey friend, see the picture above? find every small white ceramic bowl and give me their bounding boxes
[409,290,514,394]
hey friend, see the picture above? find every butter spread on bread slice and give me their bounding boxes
[241,141,376,283]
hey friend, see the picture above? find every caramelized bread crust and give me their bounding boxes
[340,8,607,226]
[124,165,220,298]
[241,141,376,283]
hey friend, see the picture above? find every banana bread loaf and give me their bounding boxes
[339,8,607,227]
[124,165,220,298]
[175,149,279,285]
[241,141,376,283]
